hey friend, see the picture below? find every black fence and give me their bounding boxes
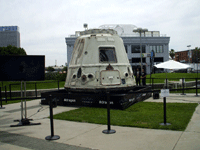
[0,78,200,106]
[0,81,60,100]
[147,77,200,95]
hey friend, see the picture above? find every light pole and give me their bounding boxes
[197,58,199,79]
[187,45,191,72]
[133,28,148,73]
[177,54,179,62]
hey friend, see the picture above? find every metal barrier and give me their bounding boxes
[0,78,199,104]
[0,81,60,99]
[147,77,200,96]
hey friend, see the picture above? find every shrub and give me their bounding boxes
[45,72,67,81]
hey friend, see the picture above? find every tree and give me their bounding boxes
[62,66,68,72]
[46,66,55,72]
[192,47,200,63]
[0,45,27,55]
[169,49,175,59]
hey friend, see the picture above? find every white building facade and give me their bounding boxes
[65,24,170,74]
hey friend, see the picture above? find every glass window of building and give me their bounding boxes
[132,58,146,63]
[150,45,163,53]
[131,45,145,53]
[160,46,163,53]
[154,57,163,62]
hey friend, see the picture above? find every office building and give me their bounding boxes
[0,26,20,48]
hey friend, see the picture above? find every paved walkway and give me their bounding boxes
[0,93,200,150]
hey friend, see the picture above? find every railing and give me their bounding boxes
[146,77,200,96]
[0,81,60,100]
[0,78,199,108]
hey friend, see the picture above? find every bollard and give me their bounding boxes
[102,92,116,134]
[152,78,154,90]
[181,78,186,95]
[58,81,59,90]
[165,78,168,89]
[195,78,199,96]
[35,83,37,97]
[45,95,60,140]
[160,97,171,126]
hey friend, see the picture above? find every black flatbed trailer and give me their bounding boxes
[41,86,152,110]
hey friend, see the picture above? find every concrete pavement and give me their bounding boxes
[0,93,200,150]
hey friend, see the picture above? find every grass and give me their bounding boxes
[53,102,198,131]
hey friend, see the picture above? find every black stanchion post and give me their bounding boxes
[45,95,60,140]
[160,97,171,126]
[181,78,186,95]
[165,78,168,89]
[58,81,59,90]
[102,92,116,134]
[35,83,37,97]
[152,78,154,90]
[195,78,199,96]
[164,97,166,124]
[0,87,5,109]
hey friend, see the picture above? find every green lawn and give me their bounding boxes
[53,102,198,131]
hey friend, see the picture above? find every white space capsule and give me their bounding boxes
[64,29,136,92]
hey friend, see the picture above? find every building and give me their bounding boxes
[175,50,193,63]
[175,49,200,71]
[65,24,170,74]
[0,26,20,48]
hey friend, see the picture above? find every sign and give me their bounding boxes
[0,55,45,81]
[161,89,170,97]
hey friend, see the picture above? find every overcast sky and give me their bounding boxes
[1,0,199,66]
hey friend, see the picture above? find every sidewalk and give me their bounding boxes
[0,94,200,150]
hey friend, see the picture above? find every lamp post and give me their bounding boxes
[133,28,148,73]
[187,45,191,72]
[177,54,179,62]
[197,58,199,79]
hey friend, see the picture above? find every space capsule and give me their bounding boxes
[64,28,136,92]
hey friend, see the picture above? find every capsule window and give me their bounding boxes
[99,47,117,63]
